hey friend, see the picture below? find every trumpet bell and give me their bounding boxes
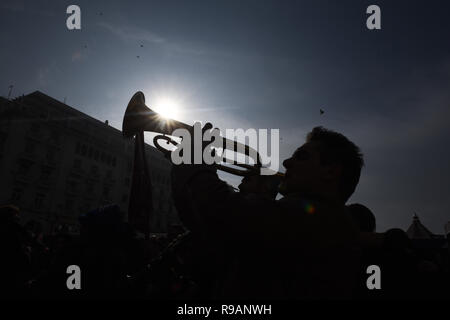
[123,91,162,138]
[123,91,190,138]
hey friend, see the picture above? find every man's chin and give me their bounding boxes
[279,181,306,197]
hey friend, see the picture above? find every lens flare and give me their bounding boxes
[305,203,316,215]
[153,97,180,120]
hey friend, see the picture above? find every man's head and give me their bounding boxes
[279,127,363,203]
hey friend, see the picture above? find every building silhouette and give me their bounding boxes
[406,213,435,240]
[0,91,179,234]
[406,213,447,251]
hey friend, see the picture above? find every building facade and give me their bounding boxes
[0,91,179,234]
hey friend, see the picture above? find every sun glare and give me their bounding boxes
[153,97,180,120]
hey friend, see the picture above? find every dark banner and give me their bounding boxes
[128,131,153,238]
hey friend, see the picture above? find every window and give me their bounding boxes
[75,142,81,154]
[101,153,105,162]
[81,145,87,156]
[112,157,116,167]
[46,148,55,163]
[86,183,94,195]
[11,188,23,202]
[31,122,40,133]
[88,147,93,158]
[0,132,7,151]
[66,180,78,193]
[40,167,52,181]
[25,139,35,154]
[84,202,92,212]
[35,193,45,209]
[73,158,81,169]
[65,199,74,213]
[91,165,98,175]
[94,150,99,161]
[18,159,32,175]
[103,186,110,198]
[50,130,59,145]
[122,194,128,203]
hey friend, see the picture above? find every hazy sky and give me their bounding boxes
[1,0,450,233]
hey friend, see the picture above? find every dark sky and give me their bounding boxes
[1,0,450,233]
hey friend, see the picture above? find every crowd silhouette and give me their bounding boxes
[1,126,449,300]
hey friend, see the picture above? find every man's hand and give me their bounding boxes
[238,174,281,200]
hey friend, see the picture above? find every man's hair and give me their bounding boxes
[306,126,364,202]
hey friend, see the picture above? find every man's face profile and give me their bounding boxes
[279,142,327,196]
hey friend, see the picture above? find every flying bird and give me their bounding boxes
[320,109,325,115]
[140,44,144,48]
[136,55,140,58]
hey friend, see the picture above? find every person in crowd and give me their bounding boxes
[347,203,376,233]
[0,205,31,298]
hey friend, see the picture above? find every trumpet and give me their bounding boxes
[123,91,283,177]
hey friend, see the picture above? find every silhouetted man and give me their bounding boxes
[171,126,364,299]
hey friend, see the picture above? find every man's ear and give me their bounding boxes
[323,163,343,181]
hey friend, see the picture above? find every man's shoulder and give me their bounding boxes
[277,194,321,211]
[276,194,351,225]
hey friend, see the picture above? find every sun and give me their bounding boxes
[153,97,180,120]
